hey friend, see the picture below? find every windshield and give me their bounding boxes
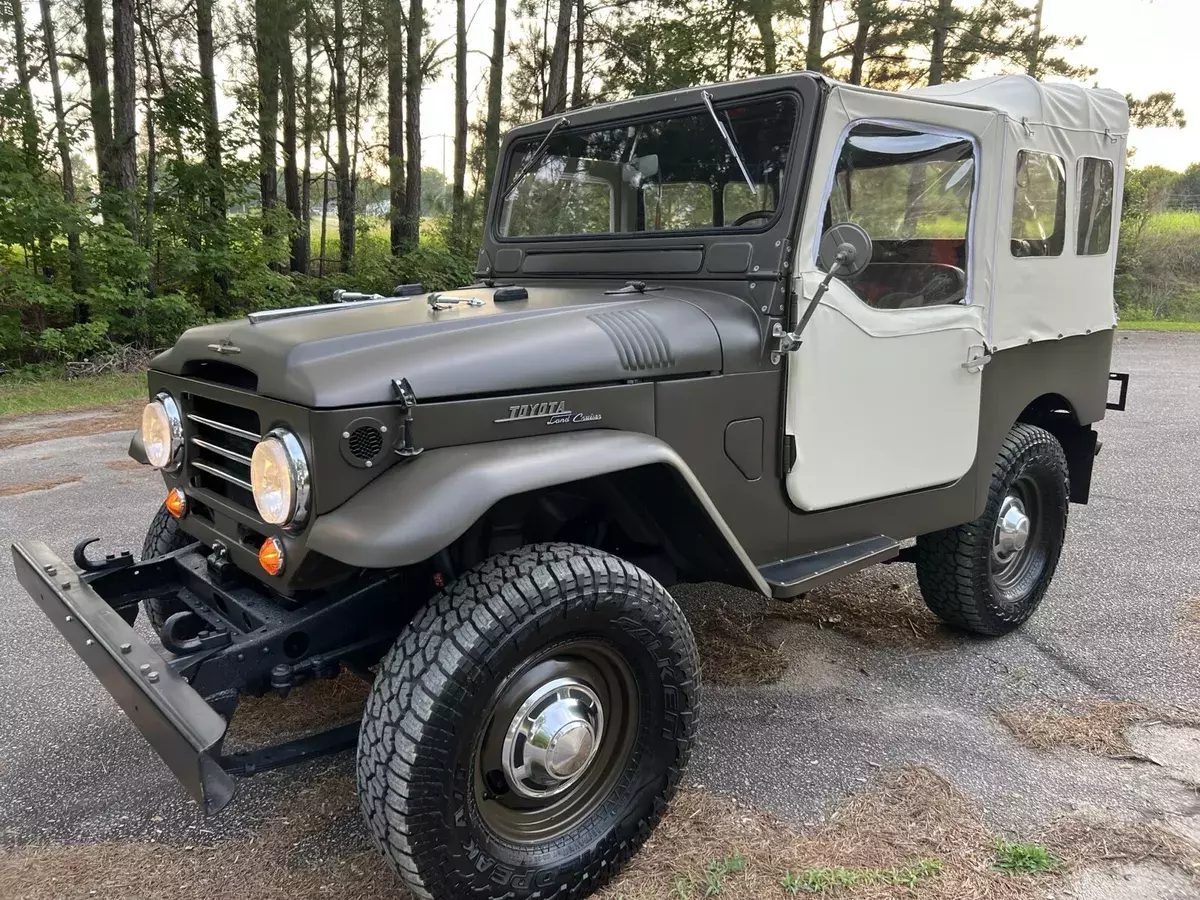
[497,95,798,239]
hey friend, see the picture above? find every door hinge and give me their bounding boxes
[962,345,992,372]
[783,434,797,474]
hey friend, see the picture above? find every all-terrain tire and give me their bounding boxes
[915,423,1070,636]
[140,505,193,631]
[356,543,700,900]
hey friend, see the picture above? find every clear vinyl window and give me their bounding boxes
[822,122,975,310]
[1076,157,1115,256]
[1011,150,1067,258]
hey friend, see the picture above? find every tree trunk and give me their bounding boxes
[82,0,115,198]
[752,0,776,75]
[848,0,874,85]
[256,0,280,236]
[404,0,423,246]
[136,0,156,267]
[333,0,354,267]
[10,0,38,164]
[281,24,303,272]
[570,0,585,106]
[450,0,467,248]
[387,0,407,253]
[543,0,572,116]
[39,0,83,292]
[805,0,825,72]
[298,0,312,273]
[481,0,506,208]
[1026,0,1044,77]
[112,0,138,234]
[927,0,953,86]
[197,0,225,217]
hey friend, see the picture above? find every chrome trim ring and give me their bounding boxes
[501,677,604,800]
[150,392,184,472]
[257,428,312,531]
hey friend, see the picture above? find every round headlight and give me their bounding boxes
[250,429,310,529]
[142,393,182,471]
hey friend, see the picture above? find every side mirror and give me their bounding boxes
[622,154,660,188]
[818,223,873,278]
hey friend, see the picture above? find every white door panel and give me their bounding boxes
[785,282,985,511]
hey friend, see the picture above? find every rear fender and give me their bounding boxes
[307,430,770,595]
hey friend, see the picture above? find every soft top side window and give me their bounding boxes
[1076,157,1115,256]
[822,122,975,310]
[1011,150,1066,258]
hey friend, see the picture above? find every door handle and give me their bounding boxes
[962,346,992,372]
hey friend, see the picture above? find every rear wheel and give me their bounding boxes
[140,505,193,632]
[915,423,1070,636]
[356,543,700,900]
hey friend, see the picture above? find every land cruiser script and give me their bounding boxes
[496,400,603,426]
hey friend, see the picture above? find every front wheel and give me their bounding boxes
[356,543,700,900]
[915,423,1070,636]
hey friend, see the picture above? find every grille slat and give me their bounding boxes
[192,460,254,492]
[187,413,260,443]
[190,436,253,466]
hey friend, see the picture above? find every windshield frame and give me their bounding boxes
[490,89,805,245]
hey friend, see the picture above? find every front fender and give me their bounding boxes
[307,430,770,595]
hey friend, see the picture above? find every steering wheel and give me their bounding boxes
[730,209,773,227]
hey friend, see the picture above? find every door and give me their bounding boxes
[784,121,986,512]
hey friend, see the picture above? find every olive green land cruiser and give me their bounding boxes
[12,71,1130,900]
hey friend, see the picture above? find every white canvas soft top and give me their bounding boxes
[796,74,1129,352]
[908,74,1129,137]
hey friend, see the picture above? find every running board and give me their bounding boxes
[758,536,900,599]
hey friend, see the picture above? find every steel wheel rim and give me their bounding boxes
[989,475,1044,595]
[473,639,640,845]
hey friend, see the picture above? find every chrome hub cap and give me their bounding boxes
[992,495,1031,565]
[502,677,604,799]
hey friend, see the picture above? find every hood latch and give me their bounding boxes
[392,378,424,458]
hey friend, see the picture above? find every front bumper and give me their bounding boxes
[12,541,234,813]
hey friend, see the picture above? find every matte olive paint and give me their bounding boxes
[134,69,1115,594]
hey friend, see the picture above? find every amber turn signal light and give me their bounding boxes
[259,536,284,576]
[164,488,187,519]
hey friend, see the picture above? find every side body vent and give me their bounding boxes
[589,309,676,372]
[339,417,388,468]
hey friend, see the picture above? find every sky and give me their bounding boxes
[419,0,1200,176]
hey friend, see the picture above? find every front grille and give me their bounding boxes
[185,394,261,514]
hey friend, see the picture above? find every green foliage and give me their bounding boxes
[671,853,748,898]
[779,858,942,894]
[992,838,1059,874]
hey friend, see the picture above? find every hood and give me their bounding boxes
[152,285,729,408]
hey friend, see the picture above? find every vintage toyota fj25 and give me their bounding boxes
[13,72,1130,899]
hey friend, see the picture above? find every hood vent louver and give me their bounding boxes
[589,309,675,372]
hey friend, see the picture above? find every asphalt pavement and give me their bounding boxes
[1,330,1198,861]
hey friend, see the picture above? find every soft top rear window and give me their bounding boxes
[497,95,798,239]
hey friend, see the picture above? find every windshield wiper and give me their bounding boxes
[503,116,570,199]
[701,91,756,195]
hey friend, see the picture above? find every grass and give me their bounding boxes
[780,859,943,894]
[0,371,145,418]
[1118,320,1200,332]
[992,839,1059,874]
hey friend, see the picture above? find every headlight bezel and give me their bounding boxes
[142,392,184,472]
[250,427,311,531]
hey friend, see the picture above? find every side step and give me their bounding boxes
[758,535,900,599]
